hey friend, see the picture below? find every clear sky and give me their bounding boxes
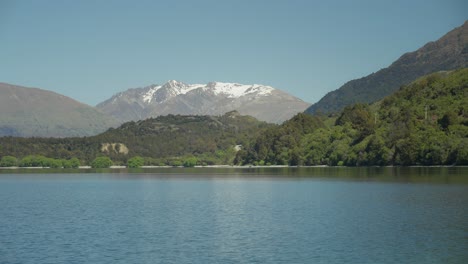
[0,0,466,106]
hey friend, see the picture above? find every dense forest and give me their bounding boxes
[237,69,468,166]
[0,111,272,167]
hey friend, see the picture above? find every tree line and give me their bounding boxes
[235,69,468,166]
[0,111,271,167]
[0,155,208,168]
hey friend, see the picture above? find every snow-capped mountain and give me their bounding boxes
[97,80,310,124]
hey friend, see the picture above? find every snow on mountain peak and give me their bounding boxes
[165,80,187,88]
[141,81,274,104]
[98,80,310,124]
[208,82,274,98]
[142,85,161,103]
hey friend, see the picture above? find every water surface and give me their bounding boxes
[0,167,467,263]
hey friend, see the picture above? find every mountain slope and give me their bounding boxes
[97,80,310,124]
[237,68,468,166]
[0,83,118,137]
[305,20,468,114]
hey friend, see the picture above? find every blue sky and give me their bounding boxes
[0,0,466,105]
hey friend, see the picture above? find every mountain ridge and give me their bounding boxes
[305,20,468,114]
[237,68,468,166]
[97,80,310,124]
[0,82,119,137]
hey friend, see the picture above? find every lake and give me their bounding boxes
[0,167,467,263]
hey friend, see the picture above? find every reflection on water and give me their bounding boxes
[1,166,467,184]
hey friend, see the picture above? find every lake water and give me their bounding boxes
[0,167,467,263]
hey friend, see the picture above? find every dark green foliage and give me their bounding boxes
[236,113,325,165]
[240,68,468,166]
[438,112,458,130]
[455,139,468,165]
[0,156,17,167]
[91,157,113,168]
[335,103,375,139]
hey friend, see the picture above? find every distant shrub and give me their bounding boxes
[0,156,18,167]
[19,155,48,167]
[171,160,182,167]
[183,157,197,167]
[91,157,113,168]
[127,156,145,168]
[44,158,62,168]
[62,158,81,168]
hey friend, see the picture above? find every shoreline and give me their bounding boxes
[0,165,466,170]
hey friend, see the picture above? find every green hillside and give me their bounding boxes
[237,68,468,166]
[0,111,272,166]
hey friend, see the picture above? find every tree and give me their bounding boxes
[127,156,145,168]
[289,148,303,166]
[0,156,17,167]
[365,135,391,166]
[438,112,457,130]
[91,157,113,168]
[455,139,468,165]
[336,104,375,140]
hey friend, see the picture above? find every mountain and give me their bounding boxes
[305,20,468,115]
[0,111,273,166]
[97,80,310,124]
[2,69,466,167]
[237,68,468,166]
[0,83,118,137]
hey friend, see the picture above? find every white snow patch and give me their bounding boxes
[209,82,274,98]
[140,81,274,104]
[160,80,204,98]
[143,85,162,103]
[179,84,205,95]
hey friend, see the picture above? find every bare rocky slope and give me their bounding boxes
[0,83,118,137]
[97,80,310,124]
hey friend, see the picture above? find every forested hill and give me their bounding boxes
[305,20,468,115]
[0,111,272,166]
[237,68,468,166]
